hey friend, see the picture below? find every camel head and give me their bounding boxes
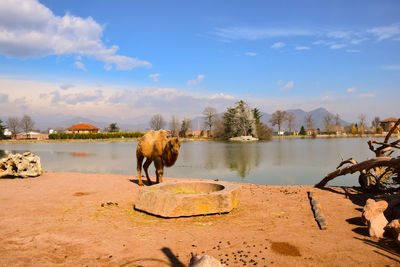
[162,137,181,167]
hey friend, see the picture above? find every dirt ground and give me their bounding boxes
[1,172,400,267]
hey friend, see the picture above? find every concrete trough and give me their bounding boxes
[134,180,240,218]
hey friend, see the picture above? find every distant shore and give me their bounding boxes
[0,133,396,144]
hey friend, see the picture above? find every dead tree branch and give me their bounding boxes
[315,157,400,188]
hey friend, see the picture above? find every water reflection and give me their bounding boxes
[223,143,261,178]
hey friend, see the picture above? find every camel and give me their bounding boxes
[136,130,181,186]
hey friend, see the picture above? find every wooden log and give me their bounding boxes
[307,191,328,230]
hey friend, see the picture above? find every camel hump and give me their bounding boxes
[137,130,168,158]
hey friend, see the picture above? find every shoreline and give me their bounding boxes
[0,133,394,144]
[1,171,399,266]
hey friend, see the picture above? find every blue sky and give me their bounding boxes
[0,0,399,125]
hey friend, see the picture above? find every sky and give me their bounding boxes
[0,0,399,126]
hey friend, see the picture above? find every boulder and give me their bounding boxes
[189,255,222,267]
[0,152,43,178]
[362,198,388,238]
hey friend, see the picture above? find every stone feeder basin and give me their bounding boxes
[134,180,240,218]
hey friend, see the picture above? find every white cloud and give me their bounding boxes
[208,93,234,100]
[330,44,347,49]
[213,27,314,40]
[295,46,310,50]
[271,42,285,49]
[0,0,150,70]
[346,87,356,93]
[327,31,355,39]
[350,38,367,44]
[74,61,87,71]
[368,23,400,41]
[381,65,400,71]
[149,73,160,82]
[0,93,8,103]
[244,52,257,56]
[187,74,205,86]
[278,81,294,91]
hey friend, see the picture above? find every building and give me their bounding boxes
[16,132,49,140]
[380,118,399,132]
[66,123,99,134]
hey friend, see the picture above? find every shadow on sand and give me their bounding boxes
[119,247,185,267]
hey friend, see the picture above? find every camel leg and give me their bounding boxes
[154,158,164,184]
[143,158,153,185]
[136,153,144,186]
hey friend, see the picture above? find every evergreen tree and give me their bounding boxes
[299,125,306,135]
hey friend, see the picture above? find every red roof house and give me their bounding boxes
[66,123,99,134]
[380,117,399,132]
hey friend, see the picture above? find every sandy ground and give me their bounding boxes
[1,172,400,267]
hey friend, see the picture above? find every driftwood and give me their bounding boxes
[315,118,400,190]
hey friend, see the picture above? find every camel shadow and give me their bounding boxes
[129,177,154,186]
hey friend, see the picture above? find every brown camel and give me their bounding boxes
[136,130,181,186]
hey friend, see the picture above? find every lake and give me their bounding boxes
[1,137,397,186]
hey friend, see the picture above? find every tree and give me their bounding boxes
[359,113,366,134]
[323,114,334,133]
[372,117,380,129]
[233,100,256,136]
[105,123,120,132]
[269,110,287,134]
[203,107,217,137]
[149,114,165,130]
[352,124,358,135]
[299,125,306,135]
[335,114,341,134]
[6,117,20,139]
[170,115,180,137]
[286,112,296,134]
[305,114,314,130]
[0,120,5,139]
[20,115,35,139]
[180,118,192,137]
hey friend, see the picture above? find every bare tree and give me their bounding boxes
[323,114,334,133]
[170,115,180,137]
[20,114,35,138]
[286,112,296,134]
[180,118,192,137]
[305,114,314,130]
[372,116,380,129]
[269,110,287,134]
[359,113,367,134]
[6,117,20,139]
[149,114,165,130]
[203,107,217,137]
[335,113,341,133]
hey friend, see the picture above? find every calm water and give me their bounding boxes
[1,138,397,186]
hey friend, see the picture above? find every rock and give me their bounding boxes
[385,219,400,246]
[134,180,240,218]
[188,255,222,267]
[0,152,43,178]
[362,198,388,238]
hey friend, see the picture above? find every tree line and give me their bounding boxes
[0,115,35,139]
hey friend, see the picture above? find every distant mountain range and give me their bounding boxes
[1,107,350,132]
